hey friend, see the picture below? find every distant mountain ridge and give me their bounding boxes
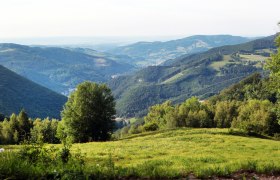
[66,47,137,66]
[108,35,253,66]
[109,35,277,117]
[0,43,135,94]
[0,65,66,118]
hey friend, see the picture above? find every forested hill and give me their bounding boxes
[109,34,277,118]
[0,43,135,94]
[108,35,252,66]
[0,65,67,118]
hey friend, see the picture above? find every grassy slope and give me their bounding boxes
[2,128,280,178]
[71,128,280,177]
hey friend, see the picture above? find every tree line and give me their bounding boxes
[0,110,60,144]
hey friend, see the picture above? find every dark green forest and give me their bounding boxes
[0,65,66,118]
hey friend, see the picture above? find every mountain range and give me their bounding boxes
[108,35,253,66]
[0,44,135,94]
[109,35,277,117]
[0,34,274,118]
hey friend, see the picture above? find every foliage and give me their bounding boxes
[144,101,174,128]
[232,99,280,135]
[139,97,214,132]
[214,100,241,128]
[60,82,116,142]
[143,122,159,131]
[0,111,61,145]
[209,73,277,103]
[265,35,280,124]
[137,94,279,136]
[266,35,280,93]
[0,141,86,179]
[30,118,60,144]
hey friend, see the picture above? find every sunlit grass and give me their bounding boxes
[73,128,280,177]
[2,128,280,178]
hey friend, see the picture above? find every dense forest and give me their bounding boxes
[0,65,66,118]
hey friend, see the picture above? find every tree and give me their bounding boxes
[266,35,280,93]
[18,110,31,142]
[1,118,13,144]
[265,34,280,124]
[144,101,174,129]
[232,100,279,135]
[60,82,116,142]
[0,113,5,121]
[31,118,60,143]
[198,109,212,128]
[214,101,241,128]
[177,97,201,127]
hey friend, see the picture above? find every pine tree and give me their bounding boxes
[18,109,31,141]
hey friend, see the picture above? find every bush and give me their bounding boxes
[143,122,159,131]
[0,141,86,179]
[232,99,280,135]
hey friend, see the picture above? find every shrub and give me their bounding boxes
[232,99,280,135]
[143,122,159,131]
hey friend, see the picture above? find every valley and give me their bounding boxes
[0,44,135,95]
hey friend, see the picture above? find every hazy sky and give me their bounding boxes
[0,0,279,39]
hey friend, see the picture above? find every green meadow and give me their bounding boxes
[2,128,279,178]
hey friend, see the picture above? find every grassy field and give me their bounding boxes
[210,55,236,71]
[1,128,280,178]
[239,54,266,62]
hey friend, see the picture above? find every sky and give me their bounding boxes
[0,0,279,44]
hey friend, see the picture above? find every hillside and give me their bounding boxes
[0,65,67,118]
[0,44,135,94]
[3,128,279,178]
[109,35,277,117]
[86,128,280,178]
[108,35,252,66]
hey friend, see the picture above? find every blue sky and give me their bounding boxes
[0,0,279,39]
